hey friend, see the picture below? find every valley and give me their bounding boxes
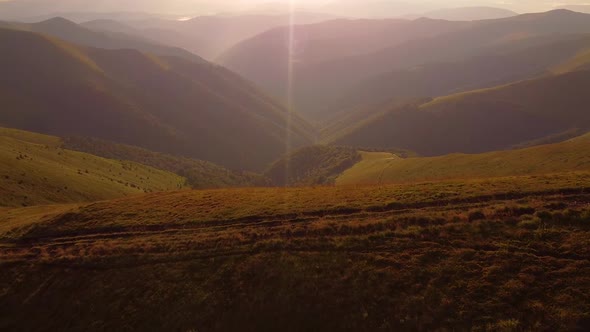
[1,3,590,331]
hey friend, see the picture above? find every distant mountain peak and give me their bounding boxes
[38,16,78,26]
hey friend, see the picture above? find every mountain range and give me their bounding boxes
[0,17,204,63]
[220,9,590,119]
[0,27,314,171]
[329,69,590,156]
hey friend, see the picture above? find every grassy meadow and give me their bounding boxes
[1,171,590,330]
[337,133,590,185]
[0,128,185,207]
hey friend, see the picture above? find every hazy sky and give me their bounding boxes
[1,0,590,17]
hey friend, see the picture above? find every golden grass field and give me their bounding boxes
[337,133,590,185]
[1,171,590,331]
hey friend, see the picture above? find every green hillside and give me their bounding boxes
[0,128,185,207]
[336,133,590,185]
[63,136,268,188]
[0,27,315,170]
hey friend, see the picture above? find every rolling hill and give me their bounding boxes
[221,9,590,119]
[330,68,590,156]
[0,17,204,63]
[0,27,315,171]
[0,127,185,207]
[336,133,590,185]
[2,171,590,330]
[324,34,590,120]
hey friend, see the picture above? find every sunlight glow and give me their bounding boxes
[284,0,296,187]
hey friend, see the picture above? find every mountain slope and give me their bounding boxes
[0,127,185,207]
[325,35,590,122]
[120,13,333,60]
[0,17,204,63]
[0,28,315,170]
[63,136,268,188]
[219,18,469,115]
[337,133,590,185]
[221,10,590,119]
[330,69,590,156]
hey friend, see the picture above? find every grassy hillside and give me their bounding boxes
[0,27,315,170]
[336,133,590,185]
[0,17,204,63]
[1,172,590,330]
[63,136,268,188]
[265,145,361,186]
[331,69,590,156]
[0,128,185,207]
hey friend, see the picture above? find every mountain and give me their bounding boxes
[119,13,334,60]
[320,0,436,18]
[0,17,204,63]
[329,69,590,156]
[324,35,590,122]
[219,17,469,116]
[0,127,185,207]
[559,5,590,14]
[221,9,590,119]
[80,19,142,35]
[417,7,518,21]
[0,28,315,171]
[337,133,590,185]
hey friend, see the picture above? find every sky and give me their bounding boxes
[1,0,590,18]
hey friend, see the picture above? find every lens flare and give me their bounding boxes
[284,0,296,187]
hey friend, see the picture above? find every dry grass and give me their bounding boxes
[1,171,590,331]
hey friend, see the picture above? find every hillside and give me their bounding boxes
[0,17,204,63]
[337,133,590,185]
[219,18,469,116]
[0,27,315,170]
[2,172,590,330]
[0,127,185,207]
[63,136,268,188]
[221,9,590,119]
[325,35,590,121]
[112,13,333,60]
[331,69,590,156]
[265,145,360,186]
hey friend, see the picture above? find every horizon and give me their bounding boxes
[2,0,590,19]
